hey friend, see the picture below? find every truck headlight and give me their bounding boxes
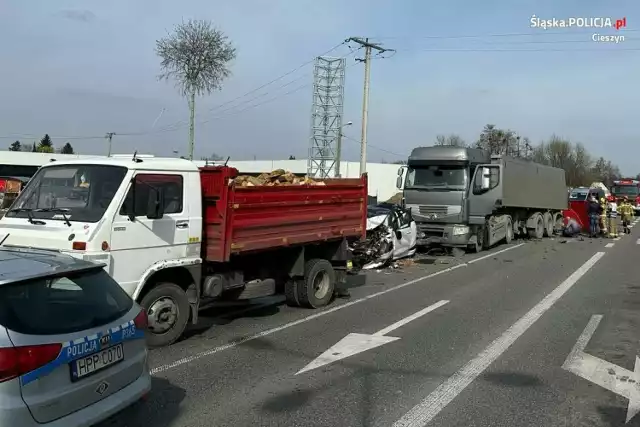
[452,226,470,236]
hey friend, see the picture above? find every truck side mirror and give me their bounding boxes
[396,175,403,189]
[474,167,492,193]
[146,187,165,220]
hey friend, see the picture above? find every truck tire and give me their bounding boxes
[505,216,513,244]
[299,259,335,308]
[468,227,485,253]
[543,212,554,237]
[528,214,545,239]
[284,279,301,307]
[139,282,190,348]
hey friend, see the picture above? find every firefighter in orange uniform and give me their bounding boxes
[599,196,608,236]
[620,196,635,234]
[607,197,619,238]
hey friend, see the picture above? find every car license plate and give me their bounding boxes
[70,343,124,381]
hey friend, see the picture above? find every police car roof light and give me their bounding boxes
[0,343,62,383]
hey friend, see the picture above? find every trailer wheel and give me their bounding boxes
[553,212,564,234]
[284,279,301,307]
[505,217,513,244]
[139,282,190,348]
[543,212,554,237]
[528,214,545,239]
[299,259,335,308]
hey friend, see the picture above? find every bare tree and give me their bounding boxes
[156,19,236,160]
[434,134,466,147]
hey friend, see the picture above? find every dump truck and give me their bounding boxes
[0,155,367,347]
[397,146,567,252]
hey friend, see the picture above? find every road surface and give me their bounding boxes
[99,219,640,427]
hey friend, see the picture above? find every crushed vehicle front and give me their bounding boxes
[0,162,130,269]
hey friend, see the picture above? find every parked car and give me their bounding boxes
[0,245,151,427]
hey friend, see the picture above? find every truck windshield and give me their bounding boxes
[405,166,466,190]
[612,186,639,196]
[5,165,127,223]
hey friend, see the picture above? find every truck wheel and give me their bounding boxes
[299,259,335,308]
[528,215,545,239]
[543,212,554,237]
[505,217,513,244]
[139,282,190,348]
[468,227,485,253]
[284,279,301,307]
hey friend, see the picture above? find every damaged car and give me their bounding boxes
[349,204,417,271]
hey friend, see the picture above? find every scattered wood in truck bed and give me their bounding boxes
[233,169,326,187]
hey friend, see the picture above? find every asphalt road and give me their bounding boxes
[99,219,640,427]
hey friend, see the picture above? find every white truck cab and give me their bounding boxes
[0,155,204,346]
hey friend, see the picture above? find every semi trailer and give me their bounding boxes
[397,146,568,252]
[0,155,368,347]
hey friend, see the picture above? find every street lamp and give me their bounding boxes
[336,121,353,178]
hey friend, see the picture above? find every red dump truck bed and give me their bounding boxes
[200,166,368,262]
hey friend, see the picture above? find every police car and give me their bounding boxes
[0,245,151,426]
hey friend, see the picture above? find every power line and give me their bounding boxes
[397,47,640,52]
[123,42,353,136]
[341,133,406,158]
[121,48,364,136]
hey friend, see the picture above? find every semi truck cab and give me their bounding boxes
[398,147,491,248]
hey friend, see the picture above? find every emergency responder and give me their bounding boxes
[607,196,619,238]
[587,195,601,238]
[620,196,635,234]
[599,196,608,236]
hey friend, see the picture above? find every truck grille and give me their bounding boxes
[419,205,448,215]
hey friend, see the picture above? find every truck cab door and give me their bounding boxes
[468,164,501,225]
[109,173,190,296]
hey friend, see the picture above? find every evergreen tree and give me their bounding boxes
[8,140,21,151]
[61,142,74,154]
[37,134,54,153]
[31,142,37,152]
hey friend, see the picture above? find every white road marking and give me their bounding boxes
[605,243,615,248]
[562,315,640,423]
[615,237,621,241]
[392,251,606,427]
[150,243,526,375]
[296,300,449,374]
[637,238,640,245]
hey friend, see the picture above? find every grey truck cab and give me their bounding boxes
[397,146,567,252]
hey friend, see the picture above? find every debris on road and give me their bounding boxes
[233,169,325,187]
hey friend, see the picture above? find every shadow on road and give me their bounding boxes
[483,371,543,387]
[179,274,371,341]
[95,377,186,427]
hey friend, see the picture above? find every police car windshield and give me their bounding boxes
[0,269,133,335]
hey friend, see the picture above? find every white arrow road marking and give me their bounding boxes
[562,315,640,424]
[393,251,605,427]
[296,300,449,375]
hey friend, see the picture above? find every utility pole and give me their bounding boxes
[346,37,394,175]
[105,132,116,157]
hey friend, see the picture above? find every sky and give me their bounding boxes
[0,0,638,173]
